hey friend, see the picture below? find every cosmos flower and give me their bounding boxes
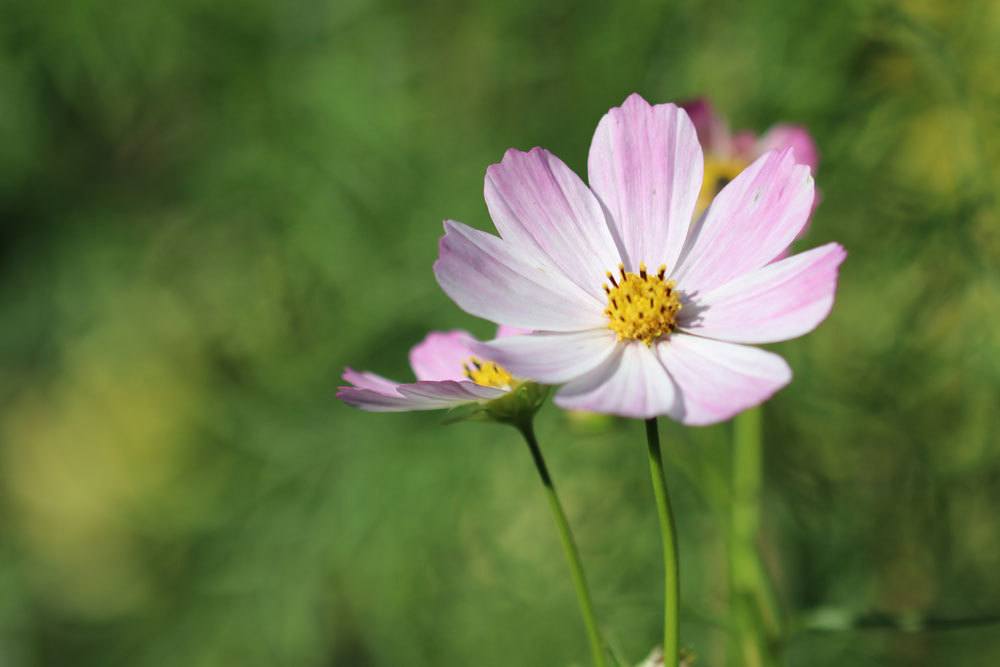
[337,325,542,420]
[434,93,845,425]
[683,98,820,217]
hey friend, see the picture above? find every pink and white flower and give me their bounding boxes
[682,98,820,217]
[434,93,845,425]
[338,326,528,412]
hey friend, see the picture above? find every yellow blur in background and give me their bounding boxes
[0,0,998,665]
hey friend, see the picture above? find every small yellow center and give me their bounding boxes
[697,157,748,215]
[463,358,515,389]
[603,262,682,345]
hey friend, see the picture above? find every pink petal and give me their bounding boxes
[434,220,605,331]
[756,124,819,171]
[681,98,731,155]
[678,243,846,344]
[408,330,477,382]
[730,131,758,161]
[341,367,401,395]
[337,380,504,412]
[588,94,704,272]
[337,387,413,411]
[496,324,532,338]
[473,329,619,384]
[672,148,814,293]
[485,148,622,299]
[554,341,681,419]
[399,381,506,404]
[656,334,791,426]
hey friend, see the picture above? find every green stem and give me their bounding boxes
[517,421,607,667]
[644,418,680,666]
[730,407,782,667]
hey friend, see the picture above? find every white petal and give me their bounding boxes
[678,243,846,344]
[338,380,505,412]
[341,367,401,395]
[472,328,619,384]
[655,334,791,426]
[486,148,622,299]
[434,220,605,331]
[554,341,682,419]
[672,148,814,293]
[398,381,506,404]
[588,94,704,272]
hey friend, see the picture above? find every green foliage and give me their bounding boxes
[0,0,998,665]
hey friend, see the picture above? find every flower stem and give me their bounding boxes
[517,421,607,667]
[729,407,782,667]
[644,417,680,666]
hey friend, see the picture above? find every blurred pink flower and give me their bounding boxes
[434,93,844,425]
[338,327,517,412]
[682,98,820,219]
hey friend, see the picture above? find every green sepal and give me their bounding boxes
[440,401,491,425]
[441,382,550,427]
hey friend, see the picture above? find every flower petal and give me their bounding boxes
[337,387,412,411]
[681,98,730,155]
[678,243,846,344]
[554,341,681,419]
[408,330,477,382]
[337,380,504,412]
[434,220,605,331]
[588,93,704,272]
[656,334,791,426]
[472,328,619,384]
[485,148,622,299]
[496,324,532,338]
[398,381,506,404]
[342,367,402,394]
[756,124,819,171]
[732,131,761,162]
[672,148,814,293]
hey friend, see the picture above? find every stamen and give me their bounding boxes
[463,357,515,389]
[602,261,682,345]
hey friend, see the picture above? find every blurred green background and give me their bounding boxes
[1,0,999,665]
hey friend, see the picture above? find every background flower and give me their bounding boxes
[683,98,821,226]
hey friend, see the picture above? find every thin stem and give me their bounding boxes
[644,418,680,666]
[517,421,607,667]
[730,407,782,667]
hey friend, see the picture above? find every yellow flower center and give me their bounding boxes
[463,358,515,389]
[696,157,748,215]
[603,262,682,345]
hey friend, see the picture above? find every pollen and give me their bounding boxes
[603,262,682,345]
[697,156,747,215]
[463,358,515,389]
